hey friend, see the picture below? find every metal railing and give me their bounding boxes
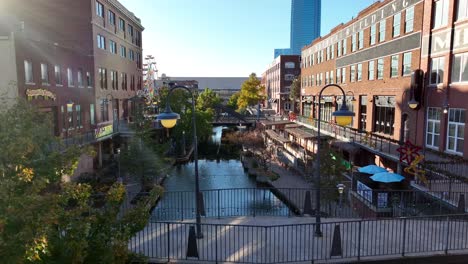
[122,188,468,221]
[129,214,468,263]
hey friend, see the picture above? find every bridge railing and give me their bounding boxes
[124,188,468,221]
[129,213,468,263]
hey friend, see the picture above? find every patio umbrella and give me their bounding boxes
[370,172,405,183]
[358,165,387,174]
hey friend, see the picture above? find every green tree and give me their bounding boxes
[196,88,221,112]
[237,73,265,111]
[0,100,162,263]
[289,75,301,113]
[227,91,240,109]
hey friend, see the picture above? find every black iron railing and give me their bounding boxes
[129,214,468,263]
[123,188,468,221]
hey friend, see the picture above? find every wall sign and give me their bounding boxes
[95,124,113,139]
[26,89,56,100]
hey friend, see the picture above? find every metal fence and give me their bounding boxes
[128,214,468,263]
[122,188,468,221]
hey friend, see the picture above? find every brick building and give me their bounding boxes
[301,0,424,144]
[262,55,301,116]
[0,0,143,176]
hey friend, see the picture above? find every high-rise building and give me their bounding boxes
[274,0,321,57]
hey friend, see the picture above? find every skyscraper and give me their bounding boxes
[274,0,321,57]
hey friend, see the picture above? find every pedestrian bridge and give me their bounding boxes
[127,188,468,263]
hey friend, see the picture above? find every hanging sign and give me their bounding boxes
[95,124,113,139]
[26,89,56,100]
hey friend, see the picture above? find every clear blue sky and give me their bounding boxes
[119,0,376,77]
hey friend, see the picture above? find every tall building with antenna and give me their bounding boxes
[274,0,321,58]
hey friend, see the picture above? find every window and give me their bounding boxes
[377,58,384,79]
[391,55,399,77]
[128,24,134,40]
[358,31,364,49]
[430,57,445,84]
[67,68,74,86]
[320,73,323,85]
[369,61,375,80]
[426,107,441,148]
[96,1,104,17]
[108,10,115,25]
[379,20,386,42]
[121,72,128,90]
[61,106,66,131]
[357,63,362,81]
[67,104,73,129]
[405,6,414,33]
[41,63,49,84]
[119,18,125,31]
[316,74,319,85]
[97,34,106,49]
[99,67,107,89]
[285,62,295,68]
[337,41,342,57]
[111,70,118,90]
[326,46,330,60]
[77,69,83,87]
[342,67,346,83]
[101,99,109,122]
[352,34,357,52]
[447,108,465,154]
[336,68,341,83]
[131,75,135,90]
[330,70,334,84]
[452,52,468,83]
[331,44,335,59]
[55,65,62,85]
[120,45,126,58]
[433,0,449,28]
[403,52,412,76]
[76,105,82,128]
[351,65,356,82]
[90,104,95,125]
[373,96,395,135]
[370,24,376,45]
[86,71,92,87]
[393,12,401,37]
[342,39,347,55]
[109,40,117,54]
[458,0,468,20]
[360,96,368,131]
[24,60,33,83]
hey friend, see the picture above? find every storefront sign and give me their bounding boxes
[95,124,113,139]
[26,89,56,100]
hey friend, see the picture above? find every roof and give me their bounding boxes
[260,120,293,126]
[171,77,249,90]
[285,127,317,139]
[265,130,291,144]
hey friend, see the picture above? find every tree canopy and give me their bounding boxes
[289,75,301,112]
[196,88,221,112]
[0,100,161,263]
[227,91,240,110]
[237,73,265,111]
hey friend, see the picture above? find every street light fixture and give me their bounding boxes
[66,100,74,108]
[156,82,203,239]
[315,84,354,237]
[336,183,345,209]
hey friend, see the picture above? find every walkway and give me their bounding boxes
[129,215,468,263]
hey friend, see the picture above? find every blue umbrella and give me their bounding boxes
[370,172,405,183]
[358,165,387,174]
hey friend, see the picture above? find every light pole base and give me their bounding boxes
[196,233,204,239]
[315,230,323,237]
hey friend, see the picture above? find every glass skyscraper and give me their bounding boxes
[275,0,321,57]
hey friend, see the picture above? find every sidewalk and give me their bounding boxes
[268,159,312,189]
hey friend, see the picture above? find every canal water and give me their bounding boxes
[151,127,289,220]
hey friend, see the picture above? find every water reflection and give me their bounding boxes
[152,160,290,220]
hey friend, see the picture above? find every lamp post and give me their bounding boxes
[116,148,122,183]
[336,183,345,208]
[315,84,354,237]
[156,83,203,238]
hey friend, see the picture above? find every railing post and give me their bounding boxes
[264,226,268,263]
[357,221,362,261]
[217,189,221,219]
[215,225,218,262]
[253,189,256,217]
[167,222,170,262]
[445,215,450,255]
[401,218,407,257]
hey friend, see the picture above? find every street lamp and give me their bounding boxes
[315,84,354,237]
[156,82,203,238]
[116,148,122,183]
[336,183,345,208]
[66,100,74,108]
